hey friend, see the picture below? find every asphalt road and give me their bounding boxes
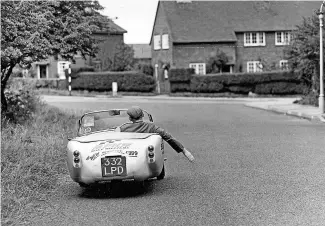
[33,96,325,226]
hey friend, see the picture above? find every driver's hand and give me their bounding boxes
[114,127,121,132]
[183,149,195,162]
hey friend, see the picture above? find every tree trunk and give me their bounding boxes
[1,64,15,112]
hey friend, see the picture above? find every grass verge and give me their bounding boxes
[1,102,83,225]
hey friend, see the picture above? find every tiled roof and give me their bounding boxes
[94,16,127,34]
[159,1,320,43]
[129,44,152,59]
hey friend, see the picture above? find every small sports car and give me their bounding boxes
[66,109,166,188]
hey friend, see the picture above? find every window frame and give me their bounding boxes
[279,60,289,70]
[246,61,263,73]
[154,35,161,50]
[57,61,70,79]
[244,32,266,47]
[275,31,290,46]
[189,63,206,75]
[162,34,169,50]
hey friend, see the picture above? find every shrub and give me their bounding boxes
[254,82,307,94]
[189,71,304,94]
[71,71,156,92]
[170,82,191,92]
[169,68,195,82]
[294,91,319,106]
[135,63,154,76]
[228,85,254,94]
[2,79,41,123]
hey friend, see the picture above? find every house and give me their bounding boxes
[129,44,152,65]
[150,0,320,91]
[32,17,127,79]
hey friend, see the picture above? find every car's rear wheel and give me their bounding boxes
[157,164,165,180]
[78,182,90,188]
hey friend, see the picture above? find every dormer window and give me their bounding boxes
[275,32,290,45]
[244,32,265,46]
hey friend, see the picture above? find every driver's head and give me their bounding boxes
[127,106,144,122]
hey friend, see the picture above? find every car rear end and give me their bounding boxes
[67,133,164,185]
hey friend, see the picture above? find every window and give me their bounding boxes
[275,32,290,45]
[247,61,263,73]
[244,32,265,46]
[58,61,70,79]
[162,34,169,49]
[154,35,161,50]
[189,63,206,75]
[279,60,289,70]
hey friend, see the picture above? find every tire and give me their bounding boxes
[78,182,90,188]
[157,164,165,180]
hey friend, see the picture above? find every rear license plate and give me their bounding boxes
[101,156,127,177]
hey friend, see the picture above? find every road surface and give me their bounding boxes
[32,96,325,226]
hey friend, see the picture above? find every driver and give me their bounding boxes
[116,106,195,162]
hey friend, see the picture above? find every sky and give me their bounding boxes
[98,0,159,44]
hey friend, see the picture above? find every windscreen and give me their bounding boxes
[78,110,151,136]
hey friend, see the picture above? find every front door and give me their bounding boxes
[160,69,170,93]
[39,65,47,79]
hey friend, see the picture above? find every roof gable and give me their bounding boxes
[159,1,320,43]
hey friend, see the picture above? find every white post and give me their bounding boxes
[319,6,324,113]
[155,64,160,94]
[68,67,72,96]
[112,82,118,97]
[319,2,325,114]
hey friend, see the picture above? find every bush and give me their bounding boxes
[228,85,254,93]
[254,82,307,94]
[169,68,195,82]
[294,92,319,106]
[2,79,41,124]
[135,63,154,76]
[71,71,156,92]
[189,71,305,94]
[170,82,191,92]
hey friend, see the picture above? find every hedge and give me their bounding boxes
[170,69,307,94]
[12,78,66,89]
[70,71,156,92]
[254,82,307,94]
[169,68,195,82]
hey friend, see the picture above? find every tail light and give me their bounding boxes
[72,150,81,168]
[148,145,155,163]
[148,145,154,152]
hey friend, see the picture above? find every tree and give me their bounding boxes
[1,0,105,110]
[206,49,228,74]
[111,42,135,71]
[284,12,324,95]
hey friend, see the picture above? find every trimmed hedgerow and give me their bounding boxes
[170,82,191,92]
[254,82,307,94]
[71,71,156,92]
[169,68,195,82]
[189,71,306,94]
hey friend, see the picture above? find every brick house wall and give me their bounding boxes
[173,43,236,70]
[85,33,124,71]
[235,32,288,72]
[150,3,173,82]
